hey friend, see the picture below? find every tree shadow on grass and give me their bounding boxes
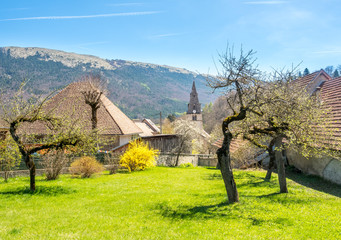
[205,170,267,181]
[286,169,341,198]
[154,201,292,226]
[0,185,76,196]
[238,180,278,188]
[244,192,315,204]
[204,172,223,180]
[205,167,219,170]
[154,201,235,220]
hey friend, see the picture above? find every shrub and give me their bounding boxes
[42,150,70,180]
[179,163,194,168]
[0,138,21,182]
[69,156,104,178]
[103,152,120,174]
[119,139,159,172]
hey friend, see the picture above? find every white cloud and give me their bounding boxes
[150,33,182,38]
[243,1,288,4]
[0,11,160,21]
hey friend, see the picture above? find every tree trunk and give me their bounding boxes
[4,171,9,182]
[25,155,36,191]
[216,161,220,169]
[274,136,287,193]
[265,138,276,180]
[91,107,97,130]
[175,151,181,167]
[175,141,184,166]
[217,131,239,203]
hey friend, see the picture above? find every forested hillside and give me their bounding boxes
[0,47,217,118]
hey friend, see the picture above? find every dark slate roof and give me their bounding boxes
[20,82,142,135]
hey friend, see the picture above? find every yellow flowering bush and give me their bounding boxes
[120,139,159,172]
[69,156,104,178]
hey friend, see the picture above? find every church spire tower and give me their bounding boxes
[186,81,203,128]
[187,81,201,114]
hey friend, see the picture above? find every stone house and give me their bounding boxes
[212,70,341,185]
[0,119,9,140]
[21,81,142,150]
[287,70,341,185]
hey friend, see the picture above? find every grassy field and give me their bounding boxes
[0,167,340,240]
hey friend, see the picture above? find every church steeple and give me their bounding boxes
[187,81,201,114]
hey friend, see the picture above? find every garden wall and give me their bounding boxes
[157,153,217,167]
[0,154,218,179]
[286,149,341,185]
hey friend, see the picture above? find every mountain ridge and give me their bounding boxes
[0,46,217,118]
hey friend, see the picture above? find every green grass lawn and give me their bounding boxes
[0,167,340,240]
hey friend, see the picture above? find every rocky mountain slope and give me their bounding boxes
[0,47,217,118]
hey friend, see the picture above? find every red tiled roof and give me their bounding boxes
[320,76,341,140]
[293,72,320,89]
[293,69,331,93]
[291,70,341,146]
[0,119,8,129]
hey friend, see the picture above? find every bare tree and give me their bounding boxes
[172,119,201,166]
[80,73,107,130]
[206,46,262,203]
[42,150,71,180]
[0,82,97,191]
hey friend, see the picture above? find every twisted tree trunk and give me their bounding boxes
[217,130,239,203]
[217,107,247,203]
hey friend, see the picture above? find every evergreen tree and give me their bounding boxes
[333,69,340,78]
[167,114,176,122]
[324,66,334,75]
[303,68,310,76]
[298,71,302,77]
[337,65,341,73]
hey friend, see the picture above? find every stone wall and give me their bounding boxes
[0,154,218,179]
[157,153,217,167]
[286,149,341,185]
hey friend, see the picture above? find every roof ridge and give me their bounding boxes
[100,96,124,135]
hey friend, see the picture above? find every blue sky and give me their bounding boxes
[1,0,341,74]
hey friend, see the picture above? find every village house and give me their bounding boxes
[21,81,143,150]
[211,70,341,184]
[133,118,160,137]
[0,119,9,140]
[287,70,341,185]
